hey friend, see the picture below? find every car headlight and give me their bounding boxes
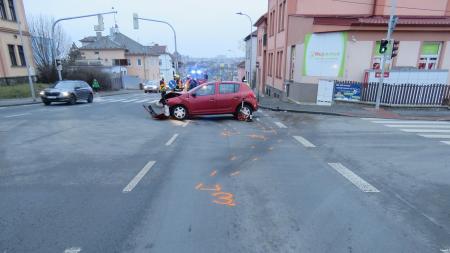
[39,91,45,96]
[60,92,70,97]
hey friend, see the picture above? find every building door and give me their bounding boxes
[289,45,296,81]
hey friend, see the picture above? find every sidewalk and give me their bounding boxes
[259,96,450,121]
[0,89,139,107]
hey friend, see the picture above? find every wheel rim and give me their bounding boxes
[174,107,186,119]
[238,106,251,120]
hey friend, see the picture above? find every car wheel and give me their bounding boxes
[87,93,93,103]
[172,105,187,120]
[236,104,253,121]
[43,101,51,106]
[68,95,77,105]
[144,90,147,93]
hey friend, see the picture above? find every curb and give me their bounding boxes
[259,105,349,117]
[259,105,450,121]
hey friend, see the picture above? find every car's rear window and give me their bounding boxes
[219,83,240,94]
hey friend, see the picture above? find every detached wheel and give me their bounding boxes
[43,101,51,106]
[87,94,93,103]
[171,105,187,120]
[236,104,253,121]
[68,95,77,105]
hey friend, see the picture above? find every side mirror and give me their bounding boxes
[191,93,197,98]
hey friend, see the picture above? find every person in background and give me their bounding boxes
[92,79,100,93]
[159,77,167,99]
[184,75,191,92]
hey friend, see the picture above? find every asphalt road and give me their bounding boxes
[1,91,450,253]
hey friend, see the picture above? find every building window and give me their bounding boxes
[137,58,142,66]
[0,0,7,19]
[94,51,99,55]
[17,45,26,66]
[8,44,17,66]
[269,9,276,36]
[268,52,274,77]
[278,1,286,32]
[275,51,283,78]
[7,0,15,21]
[418,42,441,70]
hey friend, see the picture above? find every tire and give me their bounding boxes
[43,101,51,106]
[236,104,253,121]
[87,93,93,103]
[68,95,77,105]
[171,105,187,120]
[144,90,148,93]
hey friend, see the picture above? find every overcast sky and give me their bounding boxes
[23,0,267,58]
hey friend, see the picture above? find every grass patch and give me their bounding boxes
[0,83,50,99]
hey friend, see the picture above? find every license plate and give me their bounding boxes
[47,96,56,99]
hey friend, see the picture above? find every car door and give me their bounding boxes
[216,83,241,113]
[188,83,217,115]
[73,82,84,99]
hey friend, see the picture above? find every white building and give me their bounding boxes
[244,31,257,88]
[159,53,174,80]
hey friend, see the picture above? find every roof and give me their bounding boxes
[313,16,450,27]
[79,36,124,50]
[79,32,167,56]
[254,13,267,27]
[244,31,258,41]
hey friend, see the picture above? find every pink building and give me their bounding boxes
[237,61,246,82]
[256,0,450,102]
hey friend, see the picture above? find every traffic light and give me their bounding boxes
[133,13,139,29]
[379,39,389,54]
[391,40,400,59]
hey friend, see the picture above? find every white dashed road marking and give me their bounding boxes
[64,247,81,253]
[293,136,316,148]
[419,134,450,139]
[166,133,179,146]
[386,124,450,129]
[182,121,190,127]
[401,129,450,133]
[274,121,287,128]
[441,141,450,145]
[4,113,29,118]
[123,161,156,192]
[328,163,380,193]
[372,120,450,125]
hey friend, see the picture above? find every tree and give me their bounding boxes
[28,14,70,83]
[67,43,81,65]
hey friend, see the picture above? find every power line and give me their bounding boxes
[332,0,450,13]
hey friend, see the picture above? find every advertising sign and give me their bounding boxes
[316,80,334,106]
[334,82,361,101]
[303,32,347,77]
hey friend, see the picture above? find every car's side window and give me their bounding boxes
[219,83,239,94]
[196,84,215,96]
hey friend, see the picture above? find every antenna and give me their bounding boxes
[112,7,118,28]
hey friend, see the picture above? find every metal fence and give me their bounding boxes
[361,83,450,106]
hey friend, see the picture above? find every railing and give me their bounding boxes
[361,82,450,106]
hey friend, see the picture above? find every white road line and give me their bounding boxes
[328,163,380,193]
[441,141,450,145]
[361,117,392,121]
[4,113,29,118]
[166,133,179,146]
[121,99,140,103]
[122,161,156,193]
[134,99,150,103]
[371,120,450,125]
[418,134,450,139]
[293,136,316,148]
[274,121,287,128]
[182,121,190,127]
[401,129,450,133]
[110,99,126,102]
[386,124,450,129]
[64,247,81,253]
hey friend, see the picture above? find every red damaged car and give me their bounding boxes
[165,81,258,121]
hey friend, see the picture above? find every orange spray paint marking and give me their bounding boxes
[212,192,236,206]
[196,183,222,192]
[247,134,267,141]
[195,183,203,190]
[210,170,217,177]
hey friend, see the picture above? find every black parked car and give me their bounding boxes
[40,80,94,106]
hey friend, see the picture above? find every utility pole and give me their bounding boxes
[51,11,117,81]
[236,12,256,98]
[375,0,397,110]
[13,0,35,101]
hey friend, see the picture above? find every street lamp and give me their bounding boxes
[236,12,258,100]
[51,11,118,81]
[133,14,179,75]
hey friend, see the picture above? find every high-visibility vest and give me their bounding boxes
[160,82,166,91]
